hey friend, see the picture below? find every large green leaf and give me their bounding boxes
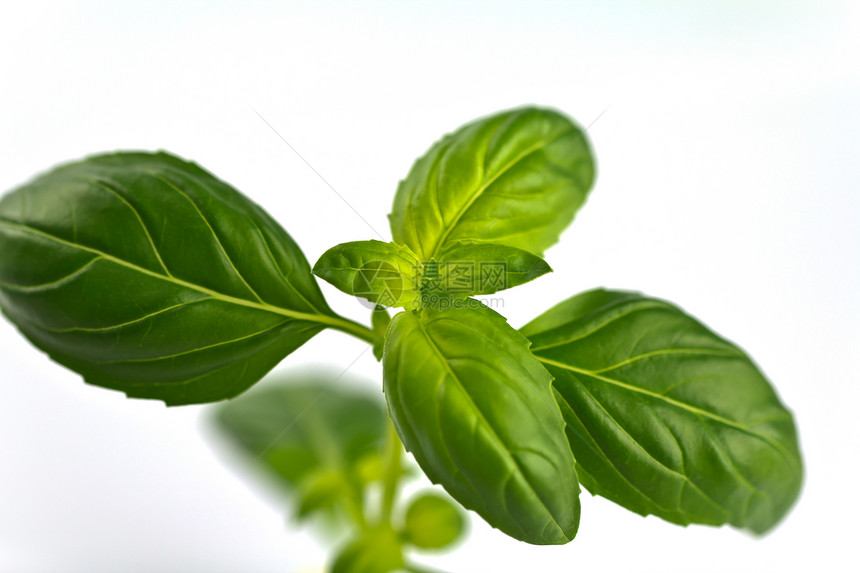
[0,152,344,405]
[383,303,580,545]
[521,289,803,534]
[389,107,595,260]
[213,371,387,519]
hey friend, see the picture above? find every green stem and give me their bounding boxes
[404,563,455,573]
[342,487,369,531]
[323,313,377,345]
[379,416,403,524]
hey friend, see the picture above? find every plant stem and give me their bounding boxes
[404,563,455,573]
[342,487,369,531]
[379,416,403,524]
[324,313,377,345]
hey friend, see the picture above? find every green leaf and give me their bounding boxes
[294,468,351,521]
[213,371,386,494]
[403,492,466,550]
[314,240,422,309]
[371,305,392,361]
[383,303,580,545]
[427,240,551,295]
[0,151,356,405]
[389,106,595,260]
[522,289,804,534]
[331,526,404,573]
[354,451,386,485]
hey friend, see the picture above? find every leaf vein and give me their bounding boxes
[144,171,266,304]
[539,356,800,469]
[30,298,212,333]
[427,126,577,259]
[85,177,173,276]
[96,318,292,364]
[575,381,727,516]
[529,301,671,351]
[250,220,324,315]
[0,220,339,328]
[591,348,741,374]
[0,257,101,292]
[414,317,566,539]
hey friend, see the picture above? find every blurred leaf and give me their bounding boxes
[353,452,385,485]
[403,492,466,550]
[213,370,387,519]
[331,526,404,573]
[294,469,351,521]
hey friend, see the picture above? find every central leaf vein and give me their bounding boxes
[427,126,576,260]
[414,317,567,538]
[536,356,798,468]
[0,219,340,329]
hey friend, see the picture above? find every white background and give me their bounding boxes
[1,1,858,571]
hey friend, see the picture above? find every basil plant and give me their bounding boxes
[0,107,803,571]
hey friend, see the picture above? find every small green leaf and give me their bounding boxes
[294,468,350,521]
[383,303,580,545]
[428,240,552,295]
[0,152,340,405]
[403,492,466,550]
[389,106,595,260]
[353,452,385,485]
[331,526,404,573]
[371,305,392,361]
[213,371,386,494]
[522,288,804,534]
[314,240,421,308]
[372,305,392,334]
